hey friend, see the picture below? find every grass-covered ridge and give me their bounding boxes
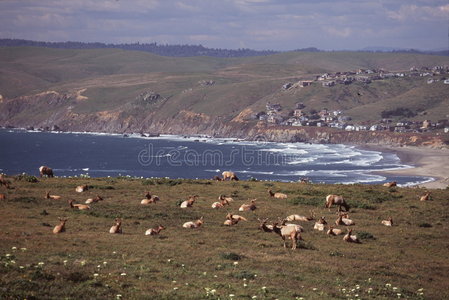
[0,175,447,299]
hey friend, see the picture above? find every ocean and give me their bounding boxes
[0,129,434,186]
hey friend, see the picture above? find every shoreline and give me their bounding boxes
[2,127,448,188]
[360,144,449,189]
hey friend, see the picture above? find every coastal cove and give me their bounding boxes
[0,129,439,187]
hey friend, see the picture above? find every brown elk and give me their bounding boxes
[343,228,360,243]
[268,189,288,199]
[383,181,397,187]
[272,222,303,250]
[45,191,61,200]
[68,199,90,210]
[381,217,393,226]
[86,195,103,204]
[314,216,327,231]
[109,218,122,234]
[53,217,67,234]
[335,213,355,226]
[325,194,349,212]
[145,225,165,235]
[326,225,343,236]
[39,166,54,177]
[239,199,257,211]
[75,185,88,193]
[222,171,239,181]
[141,191,159,205]
[183,217,204,229]
[285,210,315,222]
[180,195,198,208]
[420,192,431,201]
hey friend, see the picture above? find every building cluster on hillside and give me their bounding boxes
[251,101,449,134]
[281,65,449,90]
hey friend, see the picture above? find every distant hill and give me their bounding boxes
[0,46,448,143]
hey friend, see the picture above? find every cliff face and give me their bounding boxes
[0,91,447,148]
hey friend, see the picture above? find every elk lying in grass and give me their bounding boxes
[239,199,257,211]
[268,189,288,199]
[224,213,247,226]
[325,194,349,212]
[75,185,88,193]
[272,222,303,250]
[68,199,90,210]
[109,218,122,234]
[343,228,360,243]
[326,225,343,236]
[53,217,67,234]
[335,213,355,226]
[285,210,315,222]
[182,217,204,229]
[145,225,165,236]
[39,166,54,177]
[258,218,274,232]
[420,192,431,201]
[211,197,230,209]
[314,216,327,231]
[222,171,239,181]
[141,191,160,205]
[219,194,234,203]
[180,195,198,208]
[45,191,61,200]
[226,213,247,222]
[86,195,103,204]
[383,181,397,187]
[381,217,393,226]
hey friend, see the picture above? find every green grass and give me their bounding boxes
[0,176,448,299]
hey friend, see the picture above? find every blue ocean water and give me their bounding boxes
[0,129,433,186]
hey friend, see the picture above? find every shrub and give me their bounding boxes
[358,231,376,240]
[14,173,38,183]
[231,271,256,280]
[220,252,242,261]
[418,223,432,228]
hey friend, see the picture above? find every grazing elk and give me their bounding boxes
[145,225,165,236]
[109,218,122,234]
[325,194,349,212]
[182,217,204,229]
[268,189,288,199]
[39,166,54,177]
[86,195,103,204]
[222,171,239,181]
[343,228,360,243]
[68,199,90,210]
[420,192,431,201]
[239,199,257,211]
[53,217,67,234]
[45,191,61,200]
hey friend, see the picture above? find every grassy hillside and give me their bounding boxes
[0,175,448,299]
[0,47,448,128]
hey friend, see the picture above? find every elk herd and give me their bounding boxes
[0,168,437,251]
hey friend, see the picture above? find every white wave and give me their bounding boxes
[398,177,435,187]
[82,168,89,171]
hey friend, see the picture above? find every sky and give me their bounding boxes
[0,0,448,51]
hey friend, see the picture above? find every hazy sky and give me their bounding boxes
[1,0,448,51]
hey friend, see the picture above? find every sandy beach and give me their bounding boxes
[365,144,449,189]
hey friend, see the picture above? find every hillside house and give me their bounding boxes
[299,80,313,87]
[322,81,335,87]
[293,109,304,117]
[266,102,282,112]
